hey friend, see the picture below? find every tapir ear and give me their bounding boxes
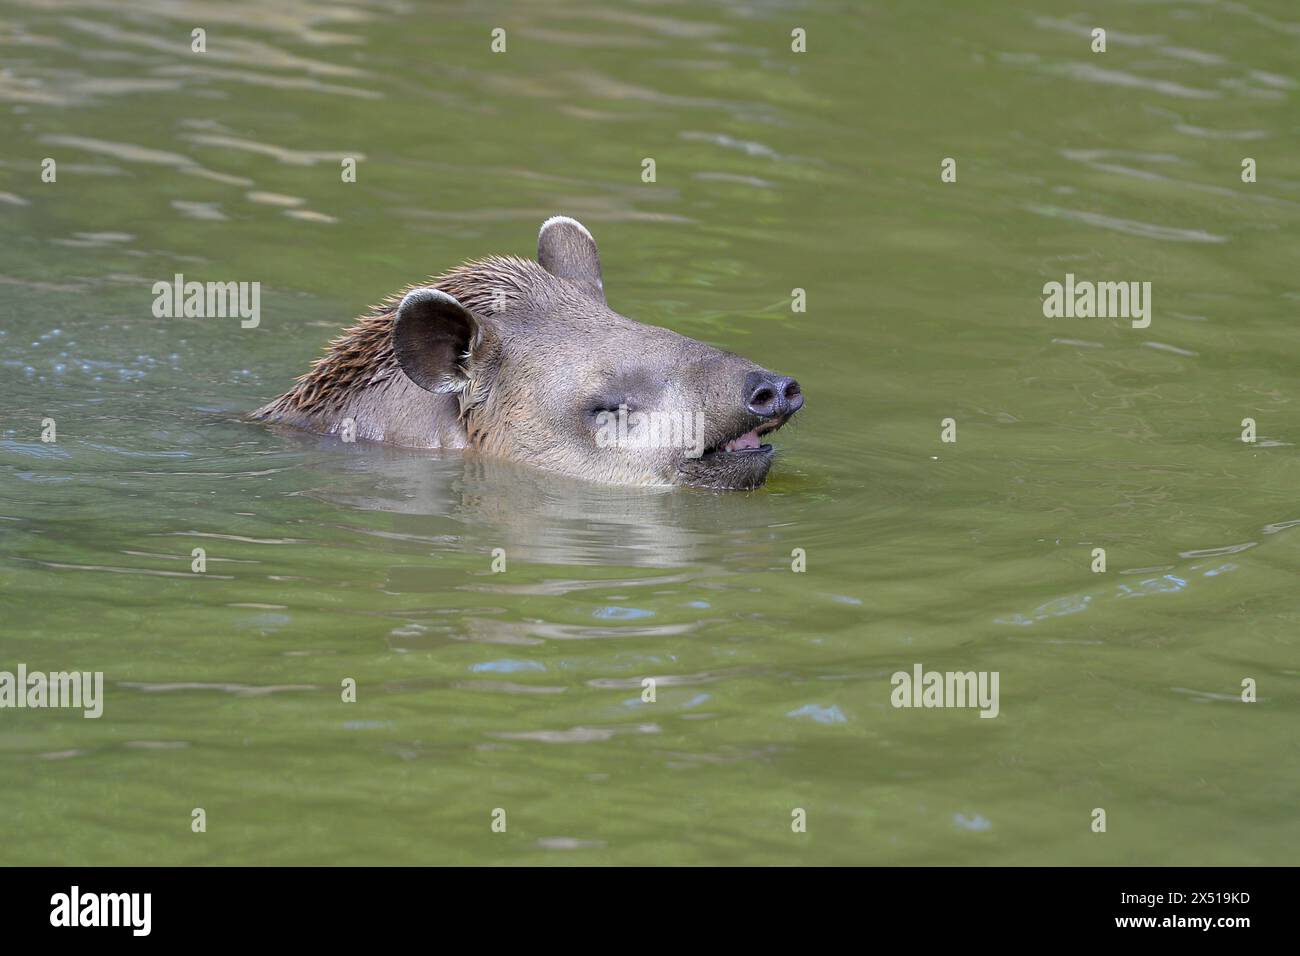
[537,215,604,300]
[392,288,479,394]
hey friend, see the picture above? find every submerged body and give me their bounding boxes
[252,217,803,490]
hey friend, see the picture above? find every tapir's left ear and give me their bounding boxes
[392,288,479,394]
[538,215,604,301]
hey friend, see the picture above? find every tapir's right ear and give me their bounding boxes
[538,215,604,301]
[392,288,479,394]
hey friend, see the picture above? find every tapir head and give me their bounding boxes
[391,217,803,490]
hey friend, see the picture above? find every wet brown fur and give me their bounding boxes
[252,255,536,424]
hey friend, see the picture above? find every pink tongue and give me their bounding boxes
[724,429,762,451]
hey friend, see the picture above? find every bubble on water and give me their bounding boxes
[1203,563,1237,577]
[954,813,992,832]
[471,659,545,674]
[996,593,1092,626]
[234,612,291,633]
[1117,575,1187,598]
[786,703,847,724]
[594,606,654,620]
[536,837,606,851]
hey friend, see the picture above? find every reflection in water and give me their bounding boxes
[307,443,784,569]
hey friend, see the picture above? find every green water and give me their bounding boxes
[1,0,1296,866]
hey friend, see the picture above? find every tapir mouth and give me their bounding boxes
[702,415,787,457]
[678,414,791,490]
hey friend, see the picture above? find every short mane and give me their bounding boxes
[252,255,541,418]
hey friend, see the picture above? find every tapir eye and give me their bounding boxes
[589,398,634,418]
[587,371,656,419]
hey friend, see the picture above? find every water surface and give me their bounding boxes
[0,0,1296,865]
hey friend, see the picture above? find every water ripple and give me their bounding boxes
[1025,203,1227,243]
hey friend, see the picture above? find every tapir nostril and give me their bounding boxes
[744,370,802,418]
